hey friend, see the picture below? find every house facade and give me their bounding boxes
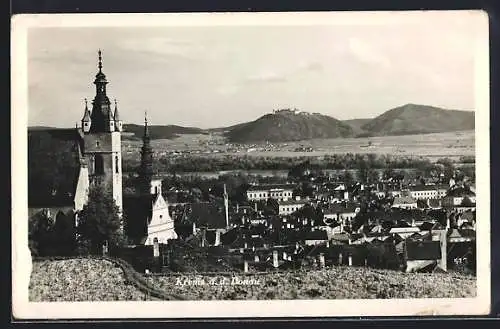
[246,184,295,202]
[392,197,418,209]
[277,199,307,215]
[408,184,448,200]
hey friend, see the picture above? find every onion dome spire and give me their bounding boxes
[98,49,103,72]
[94,49,108,84]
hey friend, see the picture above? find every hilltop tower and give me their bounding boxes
[138,111,154,196]
[80,50,123,215]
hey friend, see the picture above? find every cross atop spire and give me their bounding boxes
[84,98,88,109]
[98,49,102,72]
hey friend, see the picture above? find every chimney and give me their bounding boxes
[438,230,447,272]
[214,230,221,246]
[102,240,108,256]
[411,218,416,227]
[283,251,287,260]
[273,250,279,268]
[243,260,249,273]
[224,184,229,228]
[319,253,325,268]
[153,239,160,258]
[344,191,349,200]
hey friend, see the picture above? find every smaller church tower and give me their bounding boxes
[81,98,91,133]
[138,111,154,196]
[113,99,123,132]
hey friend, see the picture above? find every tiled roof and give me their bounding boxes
[123,194,156,242]
[393,196,417,205]
[28,128,83,208]
[185,202,227,229]
[405,241,441,260]
[247,184,296,192]
[278,199,307,206]
[428,199,442,208]
[323,203,359,215]
[409,184,449,191]
[446,186,476,197]
[304,230,328,241]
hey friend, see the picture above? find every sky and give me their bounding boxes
[27,11,485,129]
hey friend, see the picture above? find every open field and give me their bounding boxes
[28,258,476,301]
[122,130,475,161]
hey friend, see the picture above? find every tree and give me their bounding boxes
[77,186,125,254]
[28,211,55,256]
[342,170,354,186]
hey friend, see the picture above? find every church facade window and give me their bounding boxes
[115,155,119,173]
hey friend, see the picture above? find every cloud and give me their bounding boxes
[347,37,392,68]
[244,70,288,84]
[297,60,324,73]
[117,36,203,61]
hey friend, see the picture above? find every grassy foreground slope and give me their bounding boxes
[151,267,475,300]
[29,259,147,301]
[29,259,476,301]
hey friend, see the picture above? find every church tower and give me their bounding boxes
[138,111,154,196]
[80,50,123,215]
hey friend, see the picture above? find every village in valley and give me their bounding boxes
[27,50,477,301]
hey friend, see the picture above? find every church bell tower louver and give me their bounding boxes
[80,50,123,216]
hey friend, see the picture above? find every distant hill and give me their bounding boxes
[224,109,353,143]
[208,122,248,133]
[123,124,206,140]
[28,126,59,131]
[360,104,475,137]
[342,118,372,136]
[28,103,475,142]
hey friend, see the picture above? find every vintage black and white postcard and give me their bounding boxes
[11,11,490,319]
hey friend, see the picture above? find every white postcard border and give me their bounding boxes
[11,11,491,319]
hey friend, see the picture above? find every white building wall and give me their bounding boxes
[145,194,178,245]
